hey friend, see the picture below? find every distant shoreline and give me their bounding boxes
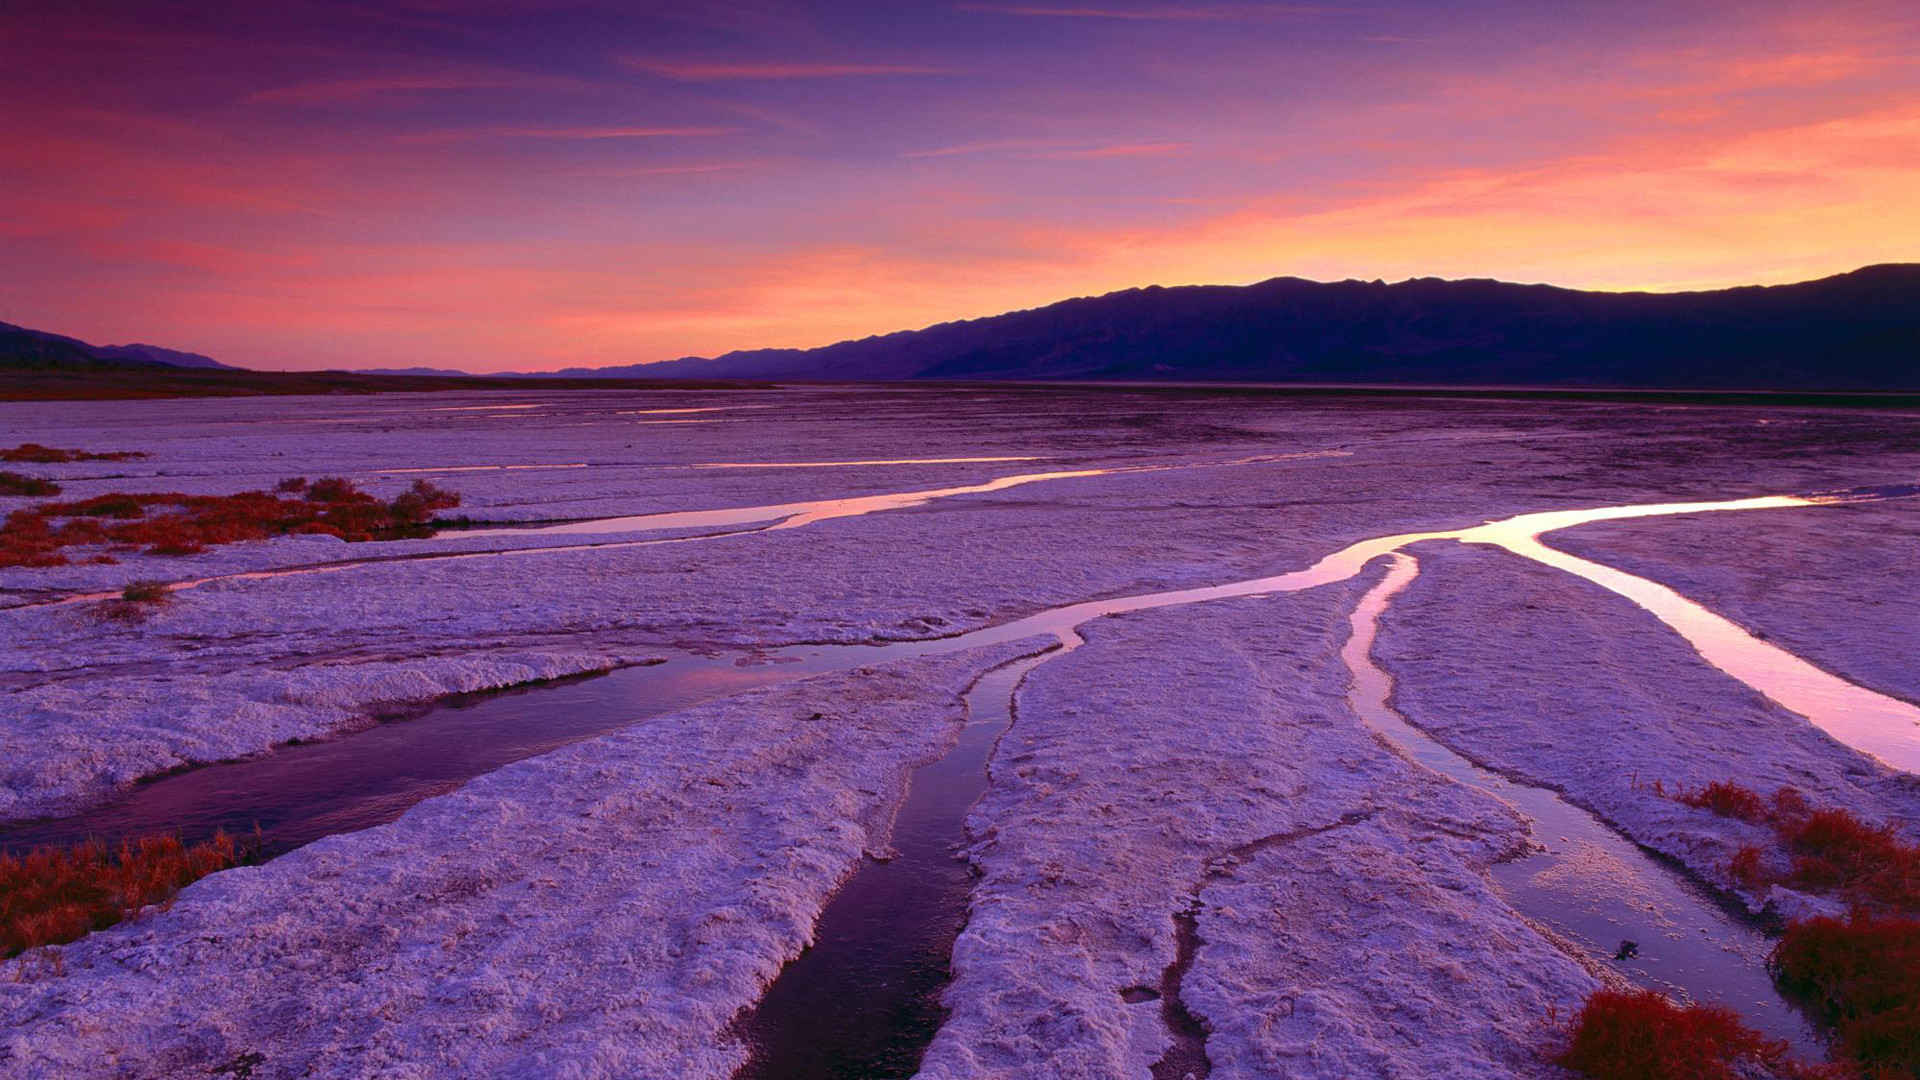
[7,369,1919,408]
[0,368,772,401]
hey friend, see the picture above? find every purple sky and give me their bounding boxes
[4,0,1917,371]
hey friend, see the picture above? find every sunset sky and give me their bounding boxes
[4,0,1917,372]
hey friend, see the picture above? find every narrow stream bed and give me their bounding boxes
[0,643,944,857]
[732,650,1060,1078]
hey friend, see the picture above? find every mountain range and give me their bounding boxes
[621,265,1920,389]
[7,265,1917,391]
[0,322,747,400]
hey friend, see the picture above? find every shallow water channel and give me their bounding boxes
[9,487,1913,1071]
[1346,554,1819,1053]
[733,651,1063,1079]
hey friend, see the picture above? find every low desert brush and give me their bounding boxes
[0,471,60,497]
[1555,989,1803,1080]
[2,833,243,957]
[0,477,461,567]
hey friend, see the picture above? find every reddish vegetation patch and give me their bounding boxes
[1669,780,1920,1077]
[1555,989,1800,1080]
[1728,844,1770,890]
[1,443,146,463]
[0,477,459,568]
[1,833,243,957]
[0,471,61,497]
[1679,780,1771,823]
[93,580,174,623]
[120,580,170,603]
[1771,913,1920,1079]
[1782,811,1920,911]
[1674,782,1920,911]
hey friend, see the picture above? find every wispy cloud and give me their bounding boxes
[625,59,951,80]
[904,137,1079,158]
[578,162,763,178]
[396,126,738,143]
[1043,141,1188,158]
[906,138,1186,159]
[957,3,1331,20]
[246,73,571,105]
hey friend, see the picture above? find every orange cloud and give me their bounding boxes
[517,100,1920,367]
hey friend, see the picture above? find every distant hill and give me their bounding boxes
[628,265,1920,390]
[92,343,237,370]
[0,322,239,372]
[0,320,763,401]
[354,366,476,377]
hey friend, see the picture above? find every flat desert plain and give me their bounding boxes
[2,386,1916,1079]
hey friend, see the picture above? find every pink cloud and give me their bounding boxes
[903,138,1081,158]
[1040,141,1188,159]
[904,138,1185,159]
[394,126,739,143]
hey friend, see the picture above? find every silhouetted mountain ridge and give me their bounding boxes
[626,265,1920,389]
[0,322,239,371]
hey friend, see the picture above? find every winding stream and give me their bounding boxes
[8,452,1349,611]
[7,483,1916,1073]
[1345,554,1817,1051]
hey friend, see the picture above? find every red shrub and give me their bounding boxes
[0,443,145,463]
[1663,781,1920,911]
[388,480,459,525]
[1728,844,1769,890]
[0,443,76,463]
[0,479,461,566]
[1555,989,1795,1080]
[64,493,147,518]
[1771,913,1920,1078]
[1773,787,1813,820]
[120,580,170,603]
[1781,811,1920,911]
[305,476,363,503]
[0,471,60,497]
[1680,781,1771,823]
[274,477,307,493]
[1,833,242,957]
[0,511,66,566]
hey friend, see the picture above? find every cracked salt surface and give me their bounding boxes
[5,388,1919,1077]
[693,491,1910,1072]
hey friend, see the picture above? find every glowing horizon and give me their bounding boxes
[3,0,1916,372]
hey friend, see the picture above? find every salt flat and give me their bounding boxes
[2,386,1917,1078]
